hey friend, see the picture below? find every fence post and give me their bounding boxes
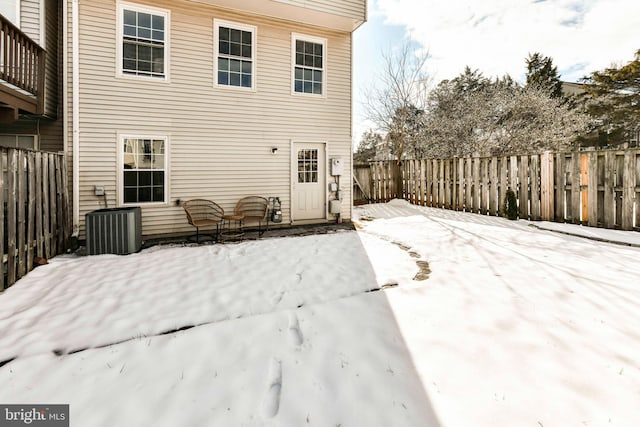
[480,158,488,214]
[457,158,464,210]
[472,158,480,213]
[587,152,598,227]
[509,155,518,196]
[7,150,17,286]
[553,153,565,221]
[445,159,452,209]
[35,152,43,256]
[489,157,498,215]
[603,151,615,228]
[27,153,35,275]
[17,150,26,278]
[518,155,529,219]
[540,151,554,221]
[419,159,426,206]
[42,156,51,259]
[499,157,508,215]
[48,155,58,257]
[425,159,432,206]
[622,151,636,230]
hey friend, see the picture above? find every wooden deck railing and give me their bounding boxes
[0,13,45,114]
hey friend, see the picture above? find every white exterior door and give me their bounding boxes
[292,142,326,221]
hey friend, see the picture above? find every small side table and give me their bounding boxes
[220,213,245,242]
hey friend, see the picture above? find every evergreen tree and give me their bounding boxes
[354,130,382,163]
[580,49,640,146]
[452,66,490,94]
[386,104,426,159]
[526,53,563,99]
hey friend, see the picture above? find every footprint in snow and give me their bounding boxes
[262,358,283,418]
[288,312,304,346]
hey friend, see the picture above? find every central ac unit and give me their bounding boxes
[86,207,142,255]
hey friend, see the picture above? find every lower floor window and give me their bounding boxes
[0,135,37,150]
[122,136,166,203]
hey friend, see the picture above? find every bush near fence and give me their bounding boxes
[1,148,71,290]
[354,148,640,231]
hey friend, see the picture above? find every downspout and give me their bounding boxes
[72,0,80,237]
[62,0,69,214]
[349,31,354,221]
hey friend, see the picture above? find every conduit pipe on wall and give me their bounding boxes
[72,0,80,236]
[62,0,69,228]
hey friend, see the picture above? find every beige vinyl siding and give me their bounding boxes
[14,0,61,122]
[73,0,353,238]
[19,0,40,41]
[271,0,365,21]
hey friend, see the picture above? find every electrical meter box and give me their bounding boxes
[330,158,344,176]
[329,199,342,214]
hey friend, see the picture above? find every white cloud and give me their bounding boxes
[375,0,640,83]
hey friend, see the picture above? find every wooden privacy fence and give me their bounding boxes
[1,148,70,290]
[354,148,640,231]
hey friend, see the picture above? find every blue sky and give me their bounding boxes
[353,0,640,143]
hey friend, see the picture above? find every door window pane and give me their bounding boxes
[297,149,318,183]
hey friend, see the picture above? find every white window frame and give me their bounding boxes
[116,1,170,82]
[291,33,327,97]
[117,134,169,206]
[213,19,257,91]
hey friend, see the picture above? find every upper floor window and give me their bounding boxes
[214,20,256,90]
[292,33,326,96]
[117,2,169,80]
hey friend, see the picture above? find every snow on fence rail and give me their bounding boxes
[354,148,640,231]
[1,148,70,290]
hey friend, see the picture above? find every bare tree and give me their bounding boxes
[363,41,431,160]
[422,68,590,157]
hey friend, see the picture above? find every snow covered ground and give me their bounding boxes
[1,201,639,426]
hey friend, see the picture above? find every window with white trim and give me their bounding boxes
[214,20,256,89]
[122,136,167,204]
[292,33,326,95]
[0,135,37,150]
[118,3,169,79]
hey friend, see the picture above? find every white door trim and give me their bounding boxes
[290,140,328,223]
